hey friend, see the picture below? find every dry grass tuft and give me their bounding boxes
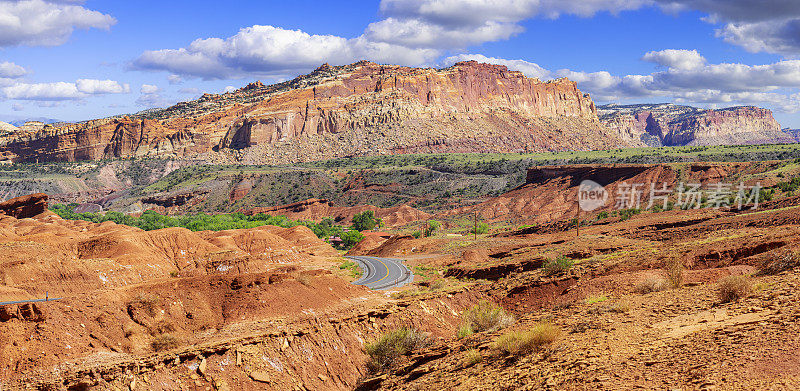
[464,349,482,366]
[666,258,684,288]
[717,275,752,303]
[296,273,314,287]
[635,274,670,294]
[150,334,180,352]
[492,323,562,357]
[457,300,514,338]
[365,327,430,373]
[606,300,630,313]
[131,293,160,316]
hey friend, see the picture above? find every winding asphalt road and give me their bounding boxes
[346,256,414,290]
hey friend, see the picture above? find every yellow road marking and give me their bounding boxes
[373,258,391,283]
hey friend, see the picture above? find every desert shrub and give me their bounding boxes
[597,211,609,219]
[492,324,562,357]
[411,231,422,239]
[429,279,447,290]
[464,349,482,366]
[759,252,800,275]
[619,208,641,221]
[666,258,684,288]
[131,293,160,316]
[718,275,753,303]
[635,274,670,294]
[364,327,429,372]
[151,334,180,351]
[542,255,574,277]
[152,320,175,335]
[458,301,514,337]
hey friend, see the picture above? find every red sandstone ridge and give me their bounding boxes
[245,198,431,227]
[438,162,772,225]
[599,103,795,146]
[0,61,623,164]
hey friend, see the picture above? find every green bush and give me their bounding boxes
[424,220,441,237]
[470,222,489,235]
[364,327,429,372]
[51,204,366,250]
[352,210,381,231]
[542,255,574,277]
[340,230,365,249]
[619,208,641,221]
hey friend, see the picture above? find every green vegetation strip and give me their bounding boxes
[51,204,369,250]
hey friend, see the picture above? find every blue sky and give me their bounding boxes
[1,0,800,127]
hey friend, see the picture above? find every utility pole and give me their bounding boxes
[576,208,580,238]
[473,211,478,241]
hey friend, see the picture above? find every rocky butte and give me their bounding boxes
[598,103,796,146]
[0,61,621,164]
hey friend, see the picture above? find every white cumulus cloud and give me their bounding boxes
[2,78,129,100]
[0,61,28,78]
[140,84,159,94]
[76,79,129,94]
[133,25,438,80]
[641,49,706,70]
[0,0,116,47]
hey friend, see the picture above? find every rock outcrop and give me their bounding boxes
[0,121,16,135]
[0,193,48,218]
[599,104,795,146]
[0,61,622,164]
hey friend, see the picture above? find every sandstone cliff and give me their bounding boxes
[0,61,622,164]
[599,103,795,146]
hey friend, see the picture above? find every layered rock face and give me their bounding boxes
[0,61,622,164]
[599,104,795,146]
[0,118,209,162]
[0,193,49,219]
